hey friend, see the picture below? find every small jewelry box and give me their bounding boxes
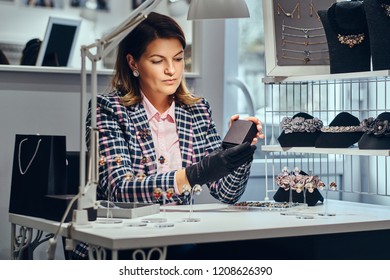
[222,119,258,149]
[97,201,160,219]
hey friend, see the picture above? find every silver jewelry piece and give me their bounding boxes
[281,55,329,64]
[282,24,323,34]
[282,48,328,57]
[281,116,323,134]
[321,125,365,133]
[282,32,326,39]
[133,69,140,77]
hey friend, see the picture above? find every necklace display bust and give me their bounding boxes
[319,1,371,74]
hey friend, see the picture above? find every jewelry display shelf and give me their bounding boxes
[261,70,390,204]
[261,145,390,157]
[262,69,390,83]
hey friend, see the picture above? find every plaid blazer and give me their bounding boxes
[73,92,254,259]
[86,91,253,205]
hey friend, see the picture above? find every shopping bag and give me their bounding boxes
[9,134,67,219]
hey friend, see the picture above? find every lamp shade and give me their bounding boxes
[168,0,190,17]
[187,0,250,20]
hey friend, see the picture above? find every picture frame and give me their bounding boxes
[263,0,335,77]
[35,17,81,67]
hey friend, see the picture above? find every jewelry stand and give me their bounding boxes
[318,182,337,216]
[94,157,124,227]
[302,187,308,209]
[363,0,390,70]
[142,188,175,227]
[318,2,371,74]
[94,203,124,227]
[288,184,294,208]
[182,184,203,222]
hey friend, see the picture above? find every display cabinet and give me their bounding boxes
[261,70,390,205]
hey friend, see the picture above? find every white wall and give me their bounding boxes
[0,0,192,68]
[0,1,227,260]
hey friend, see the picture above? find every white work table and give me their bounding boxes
[9,200,390,260]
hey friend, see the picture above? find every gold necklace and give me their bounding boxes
[337,33,365,48]
[282,48,329,58]
[282,32,326,39]
[281,55,329,64]
[309,0,320,21]
[277,2,300,19]
[282,39,327,47]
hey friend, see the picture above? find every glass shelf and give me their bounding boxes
[262,69,390,84]
[261,145,390,157]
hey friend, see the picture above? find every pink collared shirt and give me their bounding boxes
[142,94,182,194]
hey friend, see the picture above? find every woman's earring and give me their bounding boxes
[133,69,140,77]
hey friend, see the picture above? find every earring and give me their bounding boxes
[133,69,139,77]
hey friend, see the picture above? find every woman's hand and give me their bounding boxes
[229,114,265,145]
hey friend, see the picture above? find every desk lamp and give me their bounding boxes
[187,0,250,20]
[74,0,162,226]
[74,0,250,225]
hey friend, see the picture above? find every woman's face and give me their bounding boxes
[128,38,184,101]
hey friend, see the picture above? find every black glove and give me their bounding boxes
[185,142,256,186]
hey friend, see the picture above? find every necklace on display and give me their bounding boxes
[337,33,365,48]
[277,2,300,19]
[281,55,329,64]
[282,48,328,58]
[18,138,42,175]
[309,0,321,21]
[282,32,326,39]
[282,39,327,46]
[282,23,323,34]
[327,2,367,48]
[381,4,390,17]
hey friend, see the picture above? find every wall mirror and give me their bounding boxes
[0,0,196,73]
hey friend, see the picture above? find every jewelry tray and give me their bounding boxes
[97,201,160,219]
[229,201,307,212]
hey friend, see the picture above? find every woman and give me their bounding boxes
[73,12,264,259]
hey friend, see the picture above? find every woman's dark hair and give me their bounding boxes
[111,12,200,106]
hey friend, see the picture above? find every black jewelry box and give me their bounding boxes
[222,119,258,149]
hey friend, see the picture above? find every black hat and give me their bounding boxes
[278,112,323,147]
[358,112,390,149]
[318,1,370,74]
[363,0,390,70]
[315,112,364,148]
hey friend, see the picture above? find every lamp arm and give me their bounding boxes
[84,0,161,60]
[76,0,162,218]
